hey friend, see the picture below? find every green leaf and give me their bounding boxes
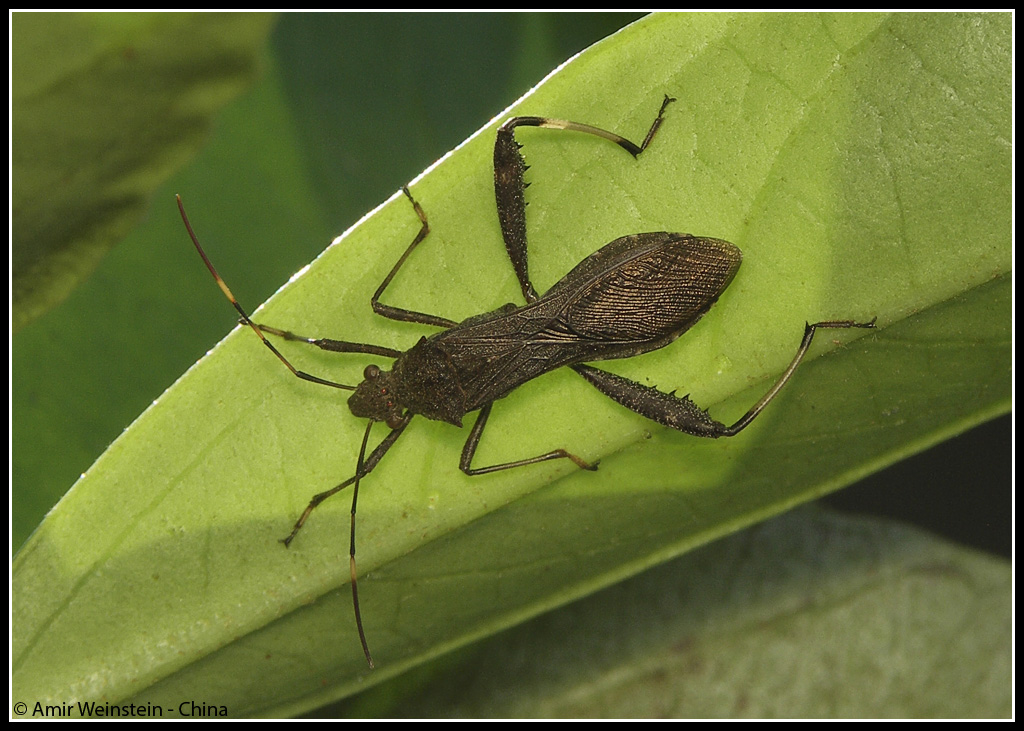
[11,12,275,331]
[13,13,1009,718]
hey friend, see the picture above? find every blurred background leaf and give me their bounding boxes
[12,12,275,331]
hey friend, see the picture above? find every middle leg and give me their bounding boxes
[459,402,598,475]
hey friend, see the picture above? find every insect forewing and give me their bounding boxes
[548,232,741,352]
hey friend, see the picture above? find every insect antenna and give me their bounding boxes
[350,418,375,668]
[176,194,356,392]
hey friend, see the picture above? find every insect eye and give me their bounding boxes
[364,364,381,380]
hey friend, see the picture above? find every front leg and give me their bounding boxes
[459,402,598,475]
[369,188,459,329]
